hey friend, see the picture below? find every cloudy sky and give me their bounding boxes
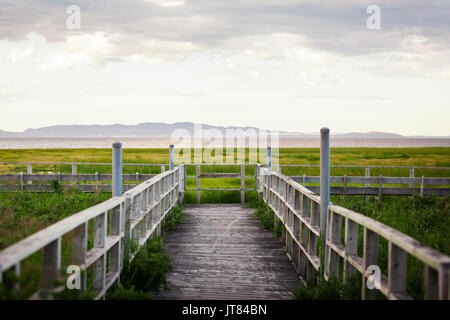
[0,0,449,135]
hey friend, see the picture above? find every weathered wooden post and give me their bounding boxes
[365,167,370,202]
[320,127,330,247]
[409,167,414,188]
[123,194,132,264]
[268,146,276,230]
[27,163,32,185]
[241,164,245,204]
[112,142,122,197]
[178,164,185,205]
[72,163,77,185]
[196,165,200,204]
[169,144,174,171]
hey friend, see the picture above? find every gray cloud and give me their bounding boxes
[0,0,448,58]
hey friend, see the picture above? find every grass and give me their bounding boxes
[106,236,172,300]
[0,189,110,250]
[331,194,450,299]
[0,147,449,176]
[294,274,362,300]
[0,147,449,299]
[106,208,186,300]
[246,193,282,238]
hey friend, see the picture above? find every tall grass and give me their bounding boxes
[0,189,110,250]
[331,194,450,299]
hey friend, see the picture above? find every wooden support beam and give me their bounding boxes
[241,164,245,204]
[388,242,407,297]
[196,165,200,204]
[43,238,61,290]
[362,228,379,300]
[344,218,358,284]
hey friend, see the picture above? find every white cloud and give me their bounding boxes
[38,32,117,70]
[142,0,186,7]
[10,44,34,62]
[8,33,46,63]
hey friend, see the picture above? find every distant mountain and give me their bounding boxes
[0,122,268,137]
[333,131,404,138]
[0,123,446,138]
[0,130,15,137]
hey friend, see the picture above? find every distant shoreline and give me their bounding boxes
[0,137,449,149]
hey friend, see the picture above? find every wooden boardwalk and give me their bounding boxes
[153,204,300,300]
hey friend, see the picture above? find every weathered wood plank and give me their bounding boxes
[0,174,156,182]
[152,204,300,300]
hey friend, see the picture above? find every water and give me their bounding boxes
[0,137,449,149]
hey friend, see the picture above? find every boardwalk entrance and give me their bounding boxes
[153,204,300,300]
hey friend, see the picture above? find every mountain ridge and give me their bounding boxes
[0,123,448,138]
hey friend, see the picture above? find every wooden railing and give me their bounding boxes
[0,165,185,299]
[290,176,450,196]
[183,163,257,204]
[0,173,158,192]
[257,165,450,300]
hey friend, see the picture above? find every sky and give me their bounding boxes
[0,0,449,136]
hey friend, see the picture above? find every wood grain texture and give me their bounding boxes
[153,204,300,300]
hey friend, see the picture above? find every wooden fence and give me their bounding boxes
[1,162,448,197]
[0,165,184,299]
[257,165,450,300]
[183,163,257,204]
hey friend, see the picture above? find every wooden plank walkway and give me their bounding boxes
[153,204,300,300]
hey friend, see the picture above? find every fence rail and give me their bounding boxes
[0,165,185,299]
[183,164,258,204]
[257,167,450,300]
[2,171,448,196]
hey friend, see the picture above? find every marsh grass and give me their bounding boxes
[331,194,450,299]
[1,147,449,174]
[0,190,110,250]
[0,147,449,299]
[106,207,185,300]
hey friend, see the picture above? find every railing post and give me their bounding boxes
[241,164,245,204]
[124,194,132,263]
[178,164,184,205]
[27,163,32,185]
[320,128,330,246]
[169,144,174,171]
[438,262,450,300]
[409,167,414,188]
[42,237,61,290]
[72,163,77,185]
[93,212,107,292]
[365,167,370,202]
[19,172,23,191]
[420,175,425,197]
[196,165,200,204]
[254,164,258,191]
[112,142,122,197]
[72,222,87,291]
[267,147,272,205]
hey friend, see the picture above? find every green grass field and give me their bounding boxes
[1,147,449,175]
[0,147,449,299]
[0,147,448,247]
